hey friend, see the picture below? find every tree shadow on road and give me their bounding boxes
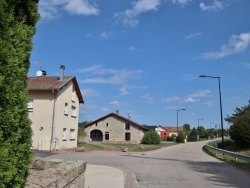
[121,154,250,187]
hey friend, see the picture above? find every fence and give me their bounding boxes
[205,142,250,162]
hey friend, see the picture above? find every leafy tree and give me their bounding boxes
[141,130,161,145]
[183,123,190,136]
[225,100,250,147]
[0,1,39,187]
[197,126,206,138]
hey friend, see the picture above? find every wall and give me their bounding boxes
[83,115,146,143]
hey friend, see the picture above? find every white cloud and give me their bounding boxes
[182,97,200,103]
[141,94,154,103]
[81,88,99,97]
[120,85,129,96]
[100,31,113,39]
[110,101,122,107]
[189,90,211,98]
[39,0,99,20]
[203,32,250,59]
[199,0,223,12]
[172,0,192,6]
[162,97,180,102]
[101,108,109,112]
[115,0,163,27]
[185,32,202,40]
[86,33,93,38]
[77,65,143,84]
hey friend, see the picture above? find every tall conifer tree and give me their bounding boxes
[0,0,39,187]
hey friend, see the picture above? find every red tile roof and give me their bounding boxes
[28,76,84,103]
[163,126,183,132]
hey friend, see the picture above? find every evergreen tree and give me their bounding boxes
[0,1,39,187]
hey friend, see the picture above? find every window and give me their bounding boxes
[27,99,33,111]
[71,106,76,117]
[105,132,109,140]
[125,133,131,141]
[64,103,68,115]
[70,129,75,140]
[63,128,67,140]
[125,123,130,130]
[106,123,108,127]
[72,87,76,102]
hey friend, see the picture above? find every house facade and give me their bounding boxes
[163,126,183,137]
[146,125,170,139]
[28,66,84,151]
[82,113,149,144]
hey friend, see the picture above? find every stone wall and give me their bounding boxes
[25,158,86,188]
[82,116,147,143]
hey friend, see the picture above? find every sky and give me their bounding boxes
[29,0,250,130]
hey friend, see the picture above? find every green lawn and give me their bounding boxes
[77,142,104,150]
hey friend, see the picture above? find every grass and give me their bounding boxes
[77,142,104,150]
[104,141,176,152]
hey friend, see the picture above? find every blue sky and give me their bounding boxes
[29,0,250,130]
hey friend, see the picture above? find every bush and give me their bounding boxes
[141,130,161,145]
[0,1,39,187]
[176,131,185,143]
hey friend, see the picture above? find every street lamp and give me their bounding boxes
[197,118,204,140]
[199,75,224,147]
[210,123,214,137]
[177,109,186,135]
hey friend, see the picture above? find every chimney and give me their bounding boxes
[60,65,65,81]
[116,110,119,115]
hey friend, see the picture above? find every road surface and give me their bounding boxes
[36,140,250,188]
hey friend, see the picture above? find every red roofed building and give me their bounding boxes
[28,66,84,151]
[163,126,183,137]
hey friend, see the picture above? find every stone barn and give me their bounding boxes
[82,113,149,144]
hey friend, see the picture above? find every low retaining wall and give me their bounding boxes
[25,158,86,188]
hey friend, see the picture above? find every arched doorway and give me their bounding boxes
[90,130,103,141]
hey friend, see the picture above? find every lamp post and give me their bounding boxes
[177,109,186,135]
[197,118,204,140]
[199,75,224,147]
[210,123,214,138]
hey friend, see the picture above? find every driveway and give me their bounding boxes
[36,141,250,188]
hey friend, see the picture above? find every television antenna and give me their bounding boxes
[35,61,42,70]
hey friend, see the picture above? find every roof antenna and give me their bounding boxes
[35,61,43,77]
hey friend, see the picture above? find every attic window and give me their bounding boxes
[106,123,108,127]
[125,123,130,130]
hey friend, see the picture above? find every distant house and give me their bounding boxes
[163,126,183,137]
[28,65,84,151]
[145,125,170,139]
[82,112,149,143]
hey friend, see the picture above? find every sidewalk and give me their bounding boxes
[85,164,138,188]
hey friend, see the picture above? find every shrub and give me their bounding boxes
[176,131,185,143]
[0,1,39,187]
[141,130,161,145]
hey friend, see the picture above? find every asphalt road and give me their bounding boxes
[35,141,250,188]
